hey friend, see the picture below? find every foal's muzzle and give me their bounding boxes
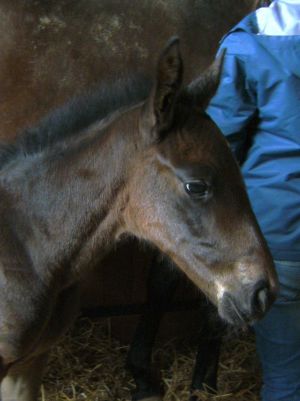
[218,280,276,326]
[0,355,10,381]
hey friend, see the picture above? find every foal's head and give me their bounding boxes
[123,38,278,325]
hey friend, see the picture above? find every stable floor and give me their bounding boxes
[41,317,261,401]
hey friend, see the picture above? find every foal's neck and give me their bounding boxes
[4,105,142,287]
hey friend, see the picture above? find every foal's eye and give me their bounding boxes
[184,181,210,199]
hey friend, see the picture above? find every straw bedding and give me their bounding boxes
[41,317,262,401]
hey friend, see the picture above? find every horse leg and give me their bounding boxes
[189,305,224,401]
[1,352,48,401]
[0,284,80,401]
[127,252,180,401]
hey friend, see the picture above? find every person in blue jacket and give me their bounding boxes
[206,0,300,400]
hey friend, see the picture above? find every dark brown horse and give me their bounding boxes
[0,1,276,400]
[0,36,277,401]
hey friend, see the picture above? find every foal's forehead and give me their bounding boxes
[160,114,231,166]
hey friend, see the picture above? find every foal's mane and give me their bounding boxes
[0,75,152,169]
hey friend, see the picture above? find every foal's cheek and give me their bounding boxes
[122,189,164,244]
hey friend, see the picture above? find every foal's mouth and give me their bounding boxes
[0,355,11,381]
[218,293,261,327]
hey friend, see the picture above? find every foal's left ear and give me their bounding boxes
[142,36,183,139]
[186,50,225,109]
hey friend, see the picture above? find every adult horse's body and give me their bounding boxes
[0,1,277,400]
[0,0,260,140]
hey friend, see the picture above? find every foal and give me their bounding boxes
[0,38,277,400]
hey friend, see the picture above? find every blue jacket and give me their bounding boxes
[207,13,300,261]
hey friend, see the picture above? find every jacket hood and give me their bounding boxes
[226,13,300,78]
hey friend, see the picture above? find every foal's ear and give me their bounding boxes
[186,50,225,109]
[141,36,183,139]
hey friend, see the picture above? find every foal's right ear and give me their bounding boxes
[140,36,183,142]
[186,50,225,110]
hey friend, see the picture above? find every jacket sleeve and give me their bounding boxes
[206,51,257,161]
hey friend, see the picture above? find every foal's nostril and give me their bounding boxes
[252,281,270,315]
